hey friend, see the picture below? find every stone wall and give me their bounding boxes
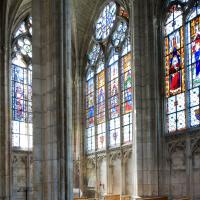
[163,136,200,199]
[12,151,33,200]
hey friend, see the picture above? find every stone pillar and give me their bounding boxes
[32,0,73,199]
[121,159,126,195]
[0,1,11,199]
[130,0,160,197]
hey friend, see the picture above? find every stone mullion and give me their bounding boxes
[118,52,123,147]
[94,70,99,197]
[105,65,110,151]
[118,50,124,195]
[0,5,9,198]
[105,57,111,194]
[94,71,97,152]
[183,13,190,130]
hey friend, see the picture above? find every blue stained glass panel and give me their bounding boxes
[97,87,105,104]
[88,106,94,118]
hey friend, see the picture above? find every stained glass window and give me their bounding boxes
[85,2,132,153]
[164,0,200,133]
[11,16,32,149]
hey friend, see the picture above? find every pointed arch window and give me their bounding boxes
[85,1,133,153]
[164,0,200,133]
[11,16,32,149]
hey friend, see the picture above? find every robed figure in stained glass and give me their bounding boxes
[88,106,94,126]
[98,87,105,123]
[124,70,132,112]
[192,33,200,86]
[111,82,119,117]
[169,38,181,95]
[15,84,24,119]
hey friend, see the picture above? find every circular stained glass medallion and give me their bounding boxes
[95,1,117,41]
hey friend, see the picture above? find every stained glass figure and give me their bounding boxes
[95,1,117,41]
[96,71,105,124]
[12,16,32,149]
[121,53,132,113]
[108,62,120,119]
[165,29,185,97]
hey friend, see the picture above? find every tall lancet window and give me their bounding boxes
[11,16,32,149]
[164,0,200,133]
[85,1,132,153]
